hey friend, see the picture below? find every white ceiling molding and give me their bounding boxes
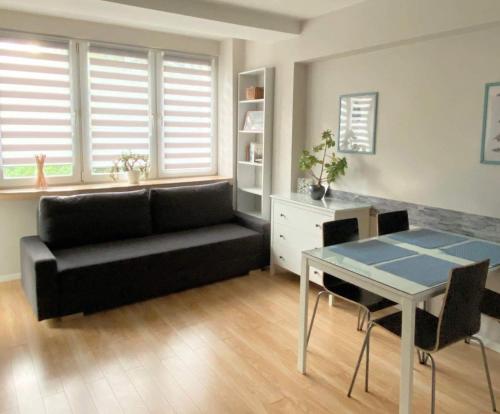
[0,0,303,41]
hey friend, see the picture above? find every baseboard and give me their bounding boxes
[0,273,20,283]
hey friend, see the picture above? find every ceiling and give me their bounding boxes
[0,0,368,42]
[198,0,367,19]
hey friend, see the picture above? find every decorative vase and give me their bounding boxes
[35,154,48,189]
[308,184,326,200]
[127,170,140,185]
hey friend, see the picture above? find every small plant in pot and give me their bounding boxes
[298,129,348,200]
[110,152,150,184]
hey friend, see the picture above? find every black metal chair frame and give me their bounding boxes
[347,260,497,414]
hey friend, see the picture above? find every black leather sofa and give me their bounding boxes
[20,181,269,321]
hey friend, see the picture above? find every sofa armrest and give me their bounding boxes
[20,236,58,321]
[234,211,270,235]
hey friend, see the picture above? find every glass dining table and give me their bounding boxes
[298,228,500,414]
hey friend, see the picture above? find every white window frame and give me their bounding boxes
[0,31,82,187]
[156,50,218,178]
[80,41,157,183]
[0,29,219,188]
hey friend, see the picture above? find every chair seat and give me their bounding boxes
[374,308,439,351]
[482,289,500,319]
[323,274,396,312]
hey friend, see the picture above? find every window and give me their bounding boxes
[0,31,218,186]
[160,54,215,176]
[0,37,76,181]
[83,44,152,177]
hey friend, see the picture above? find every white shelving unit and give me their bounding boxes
[235,67,274,220]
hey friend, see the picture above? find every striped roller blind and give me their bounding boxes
[162,54,214,175]
[339,96,373,152]
[87,45,151,174]
[0,37,74,179]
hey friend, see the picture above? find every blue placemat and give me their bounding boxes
[376,255,458,287]
[328,239,416,265]
[441,241,500,267]
[387,229,467,249]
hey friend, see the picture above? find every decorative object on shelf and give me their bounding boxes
[299,129,348,200]
[246,86,264,100]
[243,110,264,132]
[250,142,263,163]
[34,154,48,189]
[338,92,378,154]
[481,82,500,165]
[297,177,313,194]
[110,152,150,184]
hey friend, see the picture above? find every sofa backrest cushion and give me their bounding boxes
[39,189,152,248]
[150,181,234,233]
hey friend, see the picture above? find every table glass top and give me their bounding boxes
[305,228,500,296]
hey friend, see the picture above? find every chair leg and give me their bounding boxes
[306,290,330,347]
[348,322,375,397]
[365,321,370,392]
[470,336,497,412]
[427,353,436,414]
[418,350,429,365]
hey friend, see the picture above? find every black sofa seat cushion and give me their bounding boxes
[150,181,234,233]
[39,189,152,249]
[53,223,265,315]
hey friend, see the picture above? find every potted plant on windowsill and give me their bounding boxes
[298,129,348,200]
[110,152,150,184]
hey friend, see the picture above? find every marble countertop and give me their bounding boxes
[271,192,372,212]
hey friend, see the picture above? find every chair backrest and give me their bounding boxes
[434,260,489,351]
[323,218,359,247]
[377,210,409,236]
[481,289,500,320]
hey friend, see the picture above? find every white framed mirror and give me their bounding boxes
[338,92,378,154]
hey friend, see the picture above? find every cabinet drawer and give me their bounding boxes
[273,242,300,274]
[273,223,322,252]
[273,201,332,237]
[310,266,323,285]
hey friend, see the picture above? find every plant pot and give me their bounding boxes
[308,184,326,200]
[127,170,141,185]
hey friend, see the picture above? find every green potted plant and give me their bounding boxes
[110,152,150,184]
[298,129,348,200]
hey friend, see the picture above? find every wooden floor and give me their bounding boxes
[0,270,498,414]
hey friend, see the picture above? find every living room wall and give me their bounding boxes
[305,24,500,220]
[243,0,500,221]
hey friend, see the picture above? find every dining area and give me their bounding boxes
[298,210,500,414]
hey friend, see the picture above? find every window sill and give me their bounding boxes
[0,175,232,200]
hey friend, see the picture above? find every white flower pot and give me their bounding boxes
[127,170,141,185]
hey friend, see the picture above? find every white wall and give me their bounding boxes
[244,0,500,202]
[306,24,500,219]
[0,10,228,278]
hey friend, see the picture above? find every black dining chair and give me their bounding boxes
[306,218,396,346]
[347,260,496,414]
[377,210,409,236]
[482,289,500,320]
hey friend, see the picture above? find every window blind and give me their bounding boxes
[162,55,214,175]
[0,37,73,179]
[339,96,372,151]
[87,45,151,174]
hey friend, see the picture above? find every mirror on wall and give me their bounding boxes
[338,92,378,154]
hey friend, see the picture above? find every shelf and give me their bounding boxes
[239,99,264,104]
[238,161,263,167]
[238,130,263,134]
[238,186,262,196]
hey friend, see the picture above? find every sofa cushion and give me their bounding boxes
[150,181,234,233]
[53,223,265,313]
[39,189,152,249]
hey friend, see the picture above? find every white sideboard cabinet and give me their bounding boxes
[270,193,372,285]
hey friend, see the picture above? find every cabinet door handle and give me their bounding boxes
[280,213,286,218]
[315,224,321,228]
[313,271,320,275]
[279,234,285,239]
[279,255,285,260]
